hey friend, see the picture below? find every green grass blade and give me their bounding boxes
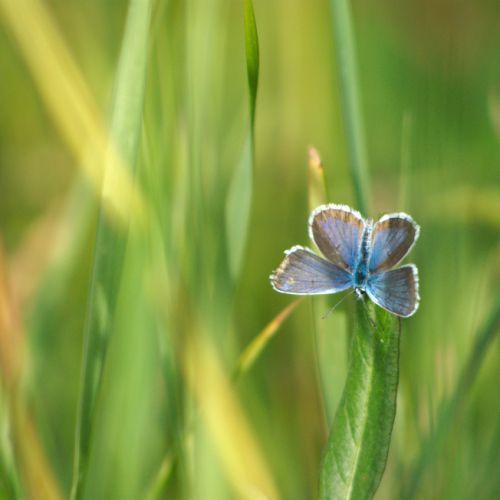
[225,136,253,279]
[70,1,152,498]
[81,227,163,499]
[329,0,371,214]
[402,299,500,499]
[244,0,259,131]
[234,298,302,379]
[319,301,400,499]
[398,112,413,211]
[143,453,175,500]
[307,147,348,424]
[225,0,259,279]
[0,393,21,500]
[313,307,348,425]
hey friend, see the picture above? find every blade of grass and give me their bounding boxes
[234,298,303,379]
[0,263,22,500]
[0,402,21,500]
[308,146,330,209]
[244,0,259,133]
[307,147,348,424]
[402,298,500,499]
[185,334,279,499]
[319,301,400,499]
[312,305,348,425]
[225,136,253,280]
[0,0,146,227]
[70,1,152,498]
[11,402,62,500]
[143,452,175,500]
[0,244,61,500]
[81,222,164,499]
[328,0,371,214]
[225,0,259,279]
[0,249,23,389]
[398,112,413,211]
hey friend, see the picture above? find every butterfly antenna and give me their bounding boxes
[321,289,356,320]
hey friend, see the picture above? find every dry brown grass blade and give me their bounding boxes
[8,204,65,308]
[308,146,329,210]
[0,242,24,387]
[0,243,62,500]
[11,402,63,500]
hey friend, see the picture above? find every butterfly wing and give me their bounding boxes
[368,213,419,273]
[365,265,420,317]
[308,204,365,272]
[270,246,352,295]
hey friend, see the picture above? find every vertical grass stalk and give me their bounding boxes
[319,1,401,497]
[225,0,259,279]
[402,299,500,498]
[329,0,371,215]
[70,1,152,498]
[244,0,259,134]
[308,148,348,424]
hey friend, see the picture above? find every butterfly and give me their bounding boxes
[270,204,420,317]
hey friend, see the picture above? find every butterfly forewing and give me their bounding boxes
[308,204,365,272]
[369,213,419,273]
[270,246,352,295]
[366,264,419,317]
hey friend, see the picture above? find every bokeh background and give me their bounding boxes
[0,0,499,499]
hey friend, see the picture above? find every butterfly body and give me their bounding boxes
[352,221,372,289]
[270,204,420,317]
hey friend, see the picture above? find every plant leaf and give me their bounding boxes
[320,300,400,499]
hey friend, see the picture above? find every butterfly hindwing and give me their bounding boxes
[365,264,419,317]
[369,213,419,273]
[308,204,365,272]
[270,246,352,295]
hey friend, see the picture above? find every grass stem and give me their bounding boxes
[70,1,152,497]
[329,0,371,214]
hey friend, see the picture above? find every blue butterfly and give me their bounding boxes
[270,204,420,317]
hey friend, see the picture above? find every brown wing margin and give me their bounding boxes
[369,213,419,273]
[308,204,365,272]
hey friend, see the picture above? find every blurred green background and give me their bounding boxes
[0,0,499,499]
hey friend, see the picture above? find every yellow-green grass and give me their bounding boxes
[0,0,498,499]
